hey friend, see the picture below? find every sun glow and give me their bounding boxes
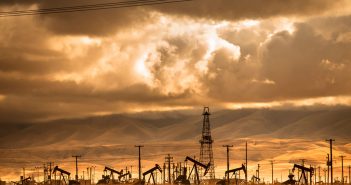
[135,53,151,79]
[0,94,5,101]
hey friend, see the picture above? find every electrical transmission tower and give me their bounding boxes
[199,107,215,179]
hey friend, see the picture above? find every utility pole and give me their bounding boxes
[44,164,47,183]
[246,141,248,185]
[90,167,92,184]
[87,167,91,184]
[163,163,166,184]
[327,154,330,184]
[135,145,144,180]
[270,160,274,184]
[92,166,96,185]
[72,155,82,181]
[326,139,335,185]
[49,162,53,185]
[165,154,173,184]
[223,145,233,185]
[314,165,317,185]
[257,164,260,182]
[340,156,346,185]
[318,166,321,183]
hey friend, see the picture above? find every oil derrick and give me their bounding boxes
[199,107,215,179]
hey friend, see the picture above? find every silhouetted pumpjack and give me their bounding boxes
[53,166,70,185]
[282,174,297,185]
[119,171,131,182]
[104,166,123,183]
[138,164,162,185]
[225,164,247,178]
[97,175,110,185]
[185,156,210,185]
[292,164,314,185]
[174,166,190,185]
[21,177,32,185]
[217,164,247,185]
[53,166,80,185]
[251,175,260,183]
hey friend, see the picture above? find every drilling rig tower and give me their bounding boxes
[199,107,215,179]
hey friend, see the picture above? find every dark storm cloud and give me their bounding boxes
[0,0,152,36]
[1,0,344,36]
[1,0,351,123]
[202,47,260,102]
[0,79,191,123]
[259,22,351,100]
[154,0,343,21]
[38,0,345,35]
[0,17,103,75]
[38,7,152,36]
[0,49,67,74]
[199,17,351,103]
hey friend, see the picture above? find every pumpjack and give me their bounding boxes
[251,175,260,184]
[97,175,110,185]
[12,176,33,185]
[119,171,131,182]
[174,166,190,185]
[185,156,210,185]
[21,177,32,185]
[225,164,247,178]
[282,174,297,185]
[104,167,123,184]
[292,164,314,185]
[217,164,247,185]
[53,166,80,185]
[135,164,162,185]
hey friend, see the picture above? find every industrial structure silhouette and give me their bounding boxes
[2,107,347,185]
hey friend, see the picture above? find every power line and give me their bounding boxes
[0,0,192,17]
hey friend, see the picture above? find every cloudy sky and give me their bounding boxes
[1,0,351,123]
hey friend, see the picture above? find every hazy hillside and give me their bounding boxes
[1,107,351,148]
[1,107,351,181]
